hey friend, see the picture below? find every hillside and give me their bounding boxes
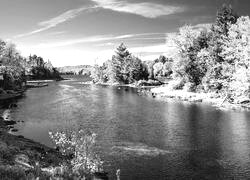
[57,65,92,75]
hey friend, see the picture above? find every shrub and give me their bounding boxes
[49,129,103,178]
[0,166,26,180]
[183,82,196,92]
[168,78,185,90]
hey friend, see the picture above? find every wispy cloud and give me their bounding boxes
[91,0,185,18]
[34,35,120,48]
[47,31,67,36]
[34,32,166,48]
[15,6,94,38]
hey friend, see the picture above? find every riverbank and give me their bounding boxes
[0,115,66,179]
[81,79,164,89]
[0,87,67,179]
[150,85,250,111]
[0,89,25,109]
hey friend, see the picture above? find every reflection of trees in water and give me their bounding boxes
[228,112,250,165]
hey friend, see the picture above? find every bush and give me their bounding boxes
[137,79,162,86]
[0,88,6,94]
[168,79,185,90]
[183,82,196,92]
[49,129,103,179]
[0,166,26,180]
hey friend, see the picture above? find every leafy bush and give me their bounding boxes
[49,129,103,178]
[0,166,26,180]
[168,79,185,90]
[183,82,196,92]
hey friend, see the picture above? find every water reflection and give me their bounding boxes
[7,77,250,179]
[228,112,250,164]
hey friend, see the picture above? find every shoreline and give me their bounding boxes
[150,86,250,111]
[85,80,250,112]
[0,84,66,178]
[81,79,164,89]
[0,114,66,178]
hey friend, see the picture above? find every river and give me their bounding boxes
[5,76,250,179]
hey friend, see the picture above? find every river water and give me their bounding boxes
[5,76,250,179]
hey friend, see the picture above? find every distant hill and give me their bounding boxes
[57,65,92,75]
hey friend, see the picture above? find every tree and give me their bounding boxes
[207,4,238,76]
[146,60,155,79]
[173,25,208,87]
[112,43,132,83]
[157,55,167,64]
[162,59,173,77]
[128,56,147,82]
[214,4,238,36]
[90,65,102,83]
[0,39,6,65]
[104,43,148,84]
[153,62,164,77]
[221,16,250,99]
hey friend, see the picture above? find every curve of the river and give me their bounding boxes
[6,76,250,179]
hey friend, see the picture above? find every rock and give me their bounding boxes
[15,154,32,169]
[240,99,250,104]
[4,120,16,126]
[17,135,24,138]
[17,120,24,123]
[6,90,16,94]
[10,128,18,132]
[10,104,18,108]
[93,172,109,180]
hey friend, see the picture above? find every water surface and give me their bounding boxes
[7,76,250,179]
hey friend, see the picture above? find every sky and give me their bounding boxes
[0,0,250,67]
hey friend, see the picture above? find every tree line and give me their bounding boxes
[91,43,173,84]
[0,40,60,90]
[91,4,250,101]
[172,4,249,101]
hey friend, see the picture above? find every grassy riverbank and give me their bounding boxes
[0,89,67,179]
[0,116,66,179]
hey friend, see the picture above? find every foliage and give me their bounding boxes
[153,62,164,77]
[90,64,102,83]
[162,59,173,77]
[49,129,103,178]
[172,26,208,87]
[0,38,60,90]
[168,78,185,90]
[221,16,250,99]
[170,4,250,101]
[214,4,238,36]
[91,43,148,84]
[0,42,26,90]
[204,4,239,89]
[27,55,61,80]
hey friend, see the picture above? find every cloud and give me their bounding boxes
[34,35,121,48]
[15,6,94,38]
[96,42,115,47]
[34,32,166,48]
[91,0,185,18]
[130,44,167,53]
